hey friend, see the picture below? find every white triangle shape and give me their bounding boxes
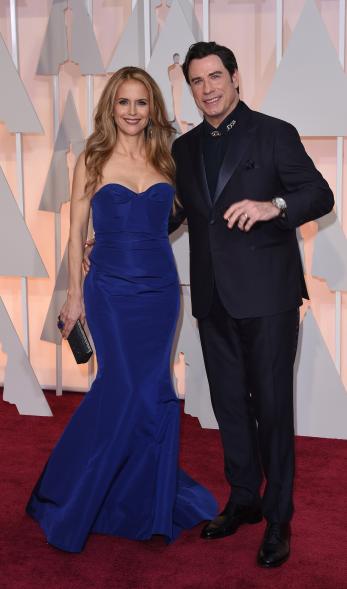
[70,0,104,74]
[294,309,347,439]
[0,167,47,277]
[261,0,347,136]
[147,0,198,120]
[177,0,202,42]
[0,297,52,416]
[41,245,68,344]
[311,211,347,291]
[181,79,202,125]
[151,0,201,45]
[36,0,68,75]
[172,286,218,429]
[107,1,145,72]
[0,33,43,133]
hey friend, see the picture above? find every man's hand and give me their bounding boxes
[83,238,95,274]
[223,200,281,232]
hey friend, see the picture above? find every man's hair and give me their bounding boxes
[182,41,238,84]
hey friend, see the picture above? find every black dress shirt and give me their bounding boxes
[202,101,242,201]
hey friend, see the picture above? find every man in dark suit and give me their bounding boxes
[169,41,334,568]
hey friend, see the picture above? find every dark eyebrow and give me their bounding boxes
[190,70,223,83]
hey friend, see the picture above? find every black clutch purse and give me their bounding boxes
[58,318,93,364]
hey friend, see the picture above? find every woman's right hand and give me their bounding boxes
[59,295,85,339]
[83,238,95,274]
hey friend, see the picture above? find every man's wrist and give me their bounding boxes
[271,196,287,218]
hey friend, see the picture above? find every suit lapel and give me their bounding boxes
[189,125,212,209]
[213,103,257,205]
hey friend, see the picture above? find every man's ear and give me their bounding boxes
[231,70,239,90]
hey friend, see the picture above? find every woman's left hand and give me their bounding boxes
[59,295,85,339]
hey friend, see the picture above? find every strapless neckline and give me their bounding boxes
[93,182,174,198]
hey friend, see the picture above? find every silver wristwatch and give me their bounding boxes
[271,196,287,217]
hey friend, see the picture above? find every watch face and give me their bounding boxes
[274,197,287,210]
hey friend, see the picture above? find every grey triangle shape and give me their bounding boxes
[294,309,347,438]
[41,245,68,344]
[39,93,84,212]
[261,0,347,136]
[38,150,70,213]
[36,0,68,75]
[147,0,197,120]
[311,211,347,291]
[0,167,47,277]
[0,33,43,133]
[107,1,145,72]
[69,0,105,74]
[172,286,218,429]
[170,223,190,284]
[55,92,84,150]
[0,297,52,416]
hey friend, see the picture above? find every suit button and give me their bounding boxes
[209,217,216,225]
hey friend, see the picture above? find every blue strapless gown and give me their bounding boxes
[26,183,217,552]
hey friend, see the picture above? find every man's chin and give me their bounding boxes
[203,110,223,122]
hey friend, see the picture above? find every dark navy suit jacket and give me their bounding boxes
[169,101,334,319]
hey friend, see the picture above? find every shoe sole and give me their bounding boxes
[257,552,290,568]
[201,514,263,540]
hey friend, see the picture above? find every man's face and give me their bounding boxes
[188,54,239,127]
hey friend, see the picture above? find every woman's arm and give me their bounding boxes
[59,153,91,339]
[168,200,186,234]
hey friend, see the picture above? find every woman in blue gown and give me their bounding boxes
[26,67,217,552]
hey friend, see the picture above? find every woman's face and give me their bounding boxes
[113,79,150,137]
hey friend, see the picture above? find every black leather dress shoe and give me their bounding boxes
[257,522,291,568]
[201,502,262,540]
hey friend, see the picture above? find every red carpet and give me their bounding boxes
[1,391,347,589]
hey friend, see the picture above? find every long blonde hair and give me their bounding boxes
[85,67,175,198]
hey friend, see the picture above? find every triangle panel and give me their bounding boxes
[0,297,52,416]
[36,0,68,75]
[107,1,145,72]
[261,0,347,136]
[312,211,347,291]
[70,0,105,75]
[0,34,43,133]
[0,167,47,277]
[294,309,347,439]
[147,0,197,121]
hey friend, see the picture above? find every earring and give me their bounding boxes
[147,118,153,138]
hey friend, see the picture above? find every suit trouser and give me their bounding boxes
[198,289,299,523]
